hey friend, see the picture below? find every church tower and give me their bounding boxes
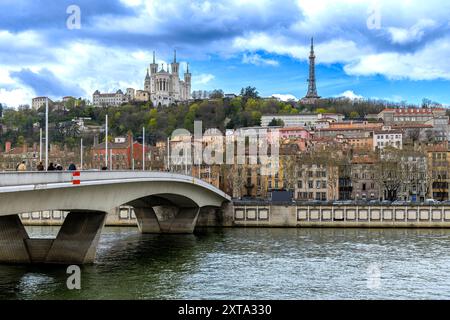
[184,63,191,100]
[150,51,158,74]
[302,38,321,104]
[144,68,151,92]
[171,50,179,76]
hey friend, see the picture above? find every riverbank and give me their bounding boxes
[20,203,450,228]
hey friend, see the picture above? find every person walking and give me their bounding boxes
[36,162,44,171]
[17,161,27,172]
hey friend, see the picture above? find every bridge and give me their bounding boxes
[0,171,231,265]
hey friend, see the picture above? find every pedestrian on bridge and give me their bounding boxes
[17,161,27,172]
[48,163,56,171]
[37,162,44,171]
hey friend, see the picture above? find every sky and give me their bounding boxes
[1,0,450,107]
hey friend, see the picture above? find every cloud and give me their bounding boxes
[10,68,85,98]
[1,0,450,106]
[242,53,279,66]
[271,94,298,101]
[193,73,215,85]
[0,87,35,108]
[344,36,450,80]
[387,19,437,45]
[338,90,363,100]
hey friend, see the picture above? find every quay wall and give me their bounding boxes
[20,203,450,228]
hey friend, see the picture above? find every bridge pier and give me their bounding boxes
[0,211,106,265]
[135,206,201,234]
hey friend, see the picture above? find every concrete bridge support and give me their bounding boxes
[134,206,201,234]
[0,211,106,265]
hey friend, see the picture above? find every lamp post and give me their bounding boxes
[80,138,83,170]
[45,98,49,171]
[105,114,108,169]
[142,127,145,171]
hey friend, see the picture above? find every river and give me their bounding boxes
[1,226,450,299]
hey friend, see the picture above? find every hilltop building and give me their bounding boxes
[144,51,191,107]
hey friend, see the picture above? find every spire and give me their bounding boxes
[153,51,156,64]
[174,49,177,63]
[145,68,150,79]
[186,63,190,73]
[302,37,320,102]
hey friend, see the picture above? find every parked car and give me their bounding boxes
[424,199,440,205]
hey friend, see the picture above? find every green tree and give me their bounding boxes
[349,111,360,119]
[240,86,259,100]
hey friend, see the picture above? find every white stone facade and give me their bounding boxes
[144,51,191,107]
[93,90,127,107]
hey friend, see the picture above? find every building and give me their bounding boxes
[92,90,127,107]
[32,97,53,110]
[260,113,344,128]
[378,108,447,124]
[135,90,150,102]
[91,134,150,170]
[316,121,383,138]
[373,126,403,151]
[351,155,379,201]
[144,51,191,107]
[279,127,311,140]
[301,38,321,104]
[337,132,373,151]
[427,144,449,201]
[294,163,339,201]
[397,151,428,202]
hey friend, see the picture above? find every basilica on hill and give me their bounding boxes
[144,50,192,107]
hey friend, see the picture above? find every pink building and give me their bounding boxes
[279,127,311,140]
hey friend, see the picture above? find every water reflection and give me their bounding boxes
[1,227,450,299]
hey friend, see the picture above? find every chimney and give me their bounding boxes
[5,141,11,153]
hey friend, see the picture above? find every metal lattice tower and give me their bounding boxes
[304,38,320,100]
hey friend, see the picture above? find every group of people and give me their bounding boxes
[16,161,77,172]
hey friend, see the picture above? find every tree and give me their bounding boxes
[349,111,360,119]
[209,89,224,99]
[268,118,284,127]
[240,86,259,100]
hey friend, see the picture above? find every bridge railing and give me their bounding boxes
[0,171,196,187]
[0,171,231,201]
